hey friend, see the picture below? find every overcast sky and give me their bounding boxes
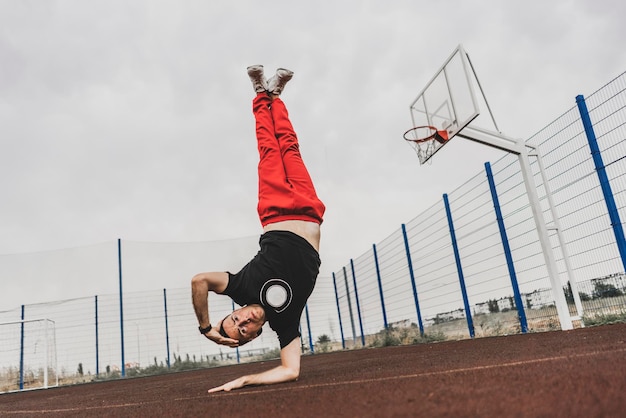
[1,0,626,310]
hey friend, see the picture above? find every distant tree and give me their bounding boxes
[77,363,83,376]
[593,282,623,298]
[487,299,499,313]
[564,283,574,304]
[526,298,533,309]
[564,283,591,302]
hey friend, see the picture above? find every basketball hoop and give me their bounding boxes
[403,125,449,144]
[403,126,450,164]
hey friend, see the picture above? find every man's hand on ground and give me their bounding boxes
[208,376,248,393]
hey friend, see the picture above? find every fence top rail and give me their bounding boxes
[0,318,54,326]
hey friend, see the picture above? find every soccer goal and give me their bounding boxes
[0,318,59,392]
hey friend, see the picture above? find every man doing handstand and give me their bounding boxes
[191,65,325,393]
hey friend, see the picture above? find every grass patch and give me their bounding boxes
[369,325,446,348]
[583,311,626,326]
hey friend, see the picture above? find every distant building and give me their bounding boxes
[591,273,626,292]
[473,302,491,315]
[497,297,516,311]
[474,296,516,314]
[435,308,465,323]
[524,288,553,310]
[389,319,412,328]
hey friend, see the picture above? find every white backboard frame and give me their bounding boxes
[409,44,480,164]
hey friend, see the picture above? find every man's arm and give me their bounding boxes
[191,272,239,347]
[208,338,301,393]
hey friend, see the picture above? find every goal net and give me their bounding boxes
[0,319,58,392]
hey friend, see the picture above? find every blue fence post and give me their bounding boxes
[231,301,240,363]
[95,295,100,375]
[332,272,346,349]
[485,162,528,333]
[349,260,366,346]
[342,266,357,345]
[305,304,314,353]
[576,95,626,272]
[163,289,171,369]
[19,305,24,391]
[117,238,126,377]
[372,244,389,329]
[443,194,475,338]
[401,224,424,336]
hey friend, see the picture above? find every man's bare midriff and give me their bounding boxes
[263,220,321,252]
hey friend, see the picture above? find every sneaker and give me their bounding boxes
[247,65,267,93]
[267,68,294,95]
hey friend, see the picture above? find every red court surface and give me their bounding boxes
[1,323,625,417]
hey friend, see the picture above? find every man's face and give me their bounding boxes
[219,304,266,344]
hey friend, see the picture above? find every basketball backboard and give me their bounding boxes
[408,45,480,164]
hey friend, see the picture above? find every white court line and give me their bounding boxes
[5,347,625,414]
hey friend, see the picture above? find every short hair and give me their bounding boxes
[219,314,263,346]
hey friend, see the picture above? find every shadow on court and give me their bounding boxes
[1,323,625,417]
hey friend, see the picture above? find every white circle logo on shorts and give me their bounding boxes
[260,279,293,313]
